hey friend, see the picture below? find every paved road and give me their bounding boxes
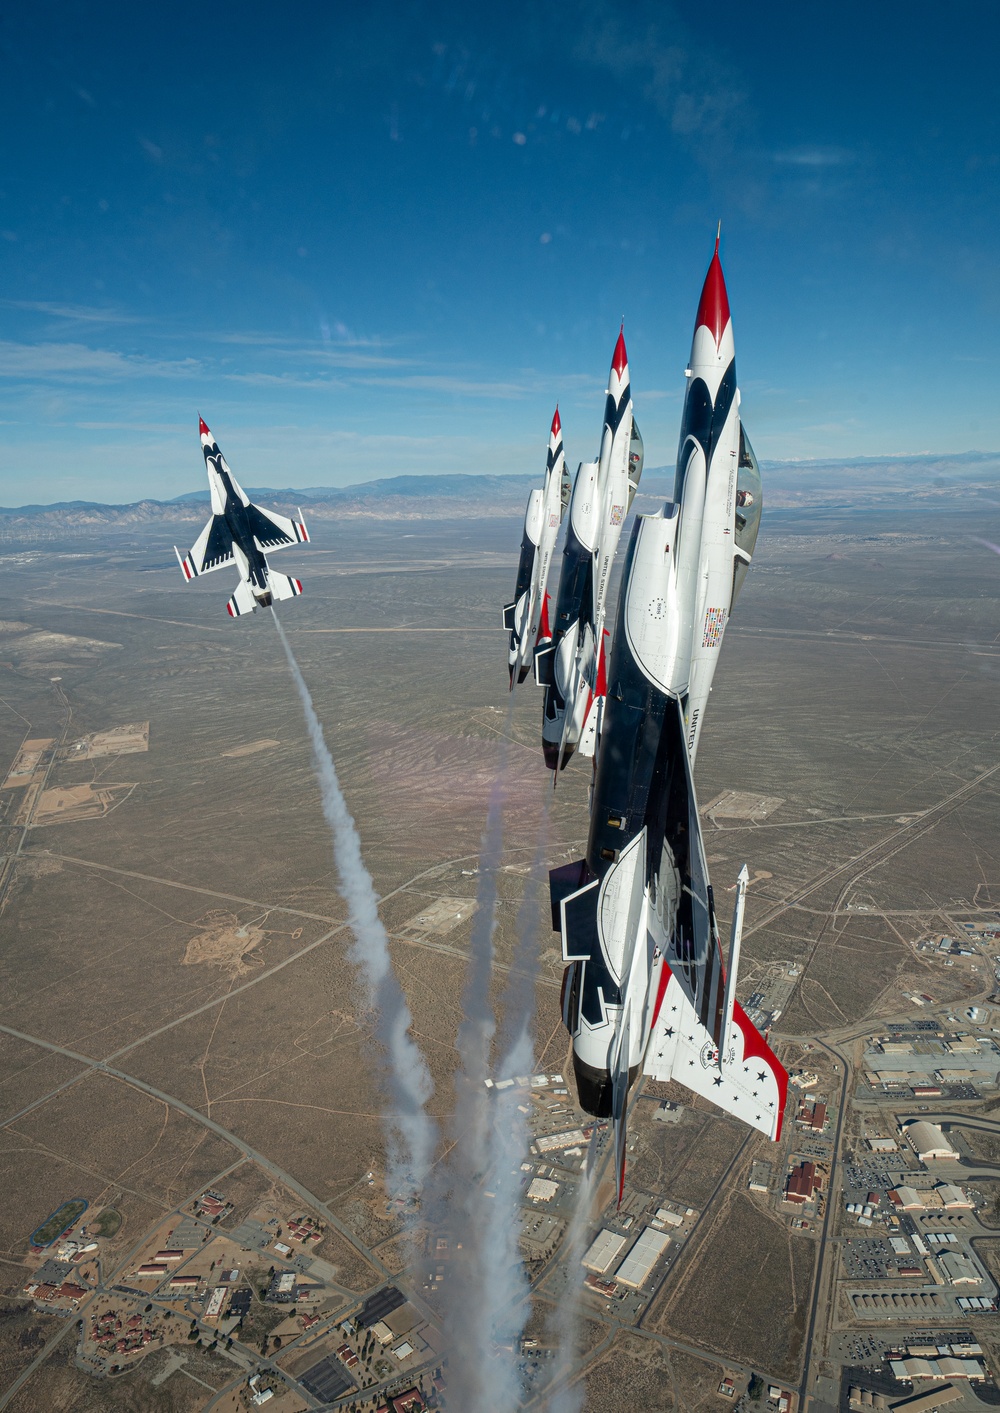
[0,1021,391,1277]
[743,762,1000,944]
[798,1039,851,1412]
[0,1157,250,1412]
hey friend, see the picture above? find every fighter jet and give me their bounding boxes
[547,241,783,1201]
[175,418,310,617]
[664,232,762,761]
[534,330,644,771]
[502,408,571,686]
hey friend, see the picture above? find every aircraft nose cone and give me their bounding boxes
[611,327,628,378]
[695,238,731,347]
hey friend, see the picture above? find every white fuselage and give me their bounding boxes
[509,450,566,680]
[619,319,742,764]
[544,377,633,761]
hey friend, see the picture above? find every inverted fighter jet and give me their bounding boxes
[548,241,783,1202]
[503,408,571,687]
[535,330,644,771]
[175,418,310,617]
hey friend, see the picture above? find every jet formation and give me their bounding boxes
[505,238,787,1201]
[175,418,311,616]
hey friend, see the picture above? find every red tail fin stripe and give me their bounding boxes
[732,998,788,1141]
[538,592,552,641]
[594,628,609,697]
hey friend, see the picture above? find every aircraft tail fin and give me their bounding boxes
[502,600,516,631]
[579,628,610,759]
[611,1009,631,1208]
[537,591,552,644]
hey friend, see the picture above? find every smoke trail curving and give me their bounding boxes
[273,612,436,1197]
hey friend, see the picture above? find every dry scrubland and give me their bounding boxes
[651,1192,814,1379]
[3,1340,231,1412]
[0,508,998,1405]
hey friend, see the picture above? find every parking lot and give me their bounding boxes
[842,1238,896,1280]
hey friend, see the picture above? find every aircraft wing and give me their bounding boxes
[175,515,234,580]
[244,504,310,552]
[639,695,787,1139]
[643,975,786,1140]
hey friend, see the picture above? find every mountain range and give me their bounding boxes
[2,452,998,539]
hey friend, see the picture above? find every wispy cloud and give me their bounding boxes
[74,421,182,433]
[3,300,137,324]
[0,341,200,381]
[772,145,855,168]
[357,372,539,398]
[222,371,351,392]
[211,331,409,369]
[572,2,749,160]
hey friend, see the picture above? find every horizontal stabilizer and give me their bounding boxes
[534,640,555,687]
[269,572,303,602]
[548,858,591,932]
[226,580,256,618]
[644,968,787,1141]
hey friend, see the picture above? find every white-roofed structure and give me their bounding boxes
[935,1183,973,1208]
[938,1252,982,1285]
[889,1357,987,1381]
[893,1186,926,1210]
[582,1229,628,1275]
[614,1228,671,1289]
[902,1122,960,1162]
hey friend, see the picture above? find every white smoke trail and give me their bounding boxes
[972,536,1000,557]
[272,613,436,1197]
[496,809,549,1065]
[469,815,553,1411]
[435,737,511,1410]
[547,1157,596,1413]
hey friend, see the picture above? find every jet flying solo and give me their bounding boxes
[549,240,785,1202]
[175,418,310,617]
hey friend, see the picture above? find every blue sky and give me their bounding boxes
[2,0,999,503]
